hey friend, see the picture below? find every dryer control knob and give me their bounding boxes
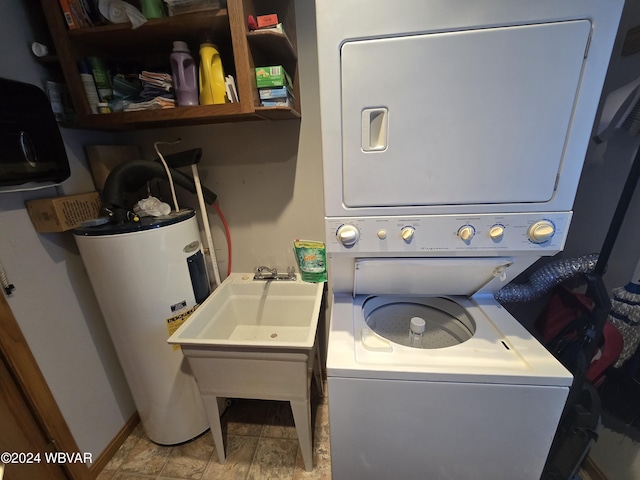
[458,226,475,242]
[336,224,360,247]
[528,220,555,243]
[401,226,415,242]
[489,225,505,241]
[377,230,387,240]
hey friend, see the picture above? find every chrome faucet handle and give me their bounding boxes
[255,265,277,275]
[254,266,279,280]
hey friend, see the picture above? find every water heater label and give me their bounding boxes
[183,241,200,254]
[170,300,187,312]
[166,306,196,350]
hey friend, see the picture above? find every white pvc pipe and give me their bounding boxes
[154,141,180,213]
[191,164,221,288]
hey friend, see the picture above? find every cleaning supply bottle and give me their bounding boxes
[199,40,226,105]
[170,41,198,106]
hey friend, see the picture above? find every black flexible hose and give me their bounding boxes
[494,254,599,303]
[102,159,217,222]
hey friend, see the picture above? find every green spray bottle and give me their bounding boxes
[199,35,226,105]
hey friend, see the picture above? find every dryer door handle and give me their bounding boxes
[361,107,388,152]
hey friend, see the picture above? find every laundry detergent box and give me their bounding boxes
[255,66,292,88]
[258,86,295,100]
[259,86,295,107]
[26,191,103,232]
[261,97,295,107]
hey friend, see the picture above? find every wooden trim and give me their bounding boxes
[581,455,608,480]
[229,0,256,113]
[0,292,89,480]
[0,354,68,480]
[40,0,91,120]
[89,412,140,479]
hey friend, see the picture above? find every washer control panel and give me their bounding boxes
[327,212,571,253]
[336,224,360,247]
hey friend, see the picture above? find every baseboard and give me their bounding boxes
[89,412,140,479]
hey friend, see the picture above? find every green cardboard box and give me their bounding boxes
[255,66,292,88]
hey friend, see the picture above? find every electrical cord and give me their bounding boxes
[154,139,182,213]
[151,140,232,278]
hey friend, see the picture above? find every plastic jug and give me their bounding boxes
[199,42,226,105]
[170,41,199,106]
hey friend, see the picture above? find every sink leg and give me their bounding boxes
[313,345,325,397]
[291,399,313,471]
[202,395,226,464]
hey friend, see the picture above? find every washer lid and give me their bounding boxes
[354,258,513,296]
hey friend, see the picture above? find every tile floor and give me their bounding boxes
[96,385,331,480]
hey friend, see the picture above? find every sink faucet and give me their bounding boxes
[254,266,297,281]
[255,266,278,279]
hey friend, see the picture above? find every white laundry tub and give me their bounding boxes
[168,273,325,471]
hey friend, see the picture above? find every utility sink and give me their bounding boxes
[170,272,324,349]
[168,273,326,472]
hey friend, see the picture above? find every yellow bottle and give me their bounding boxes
[199,42,226,105]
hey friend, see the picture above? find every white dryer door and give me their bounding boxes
[340,20,591,207]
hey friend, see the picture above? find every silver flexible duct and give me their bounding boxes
[494,254,599,303]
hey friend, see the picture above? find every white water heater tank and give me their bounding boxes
[74,210,209,445]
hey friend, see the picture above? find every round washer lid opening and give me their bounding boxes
[363,296,476,349]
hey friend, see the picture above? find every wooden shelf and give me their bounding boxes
[255,106,301,121]
[247,30,297,80]
[39,0,301,130]
[67,10,231,55]
[76,103,300,130]
[247,30,297,61]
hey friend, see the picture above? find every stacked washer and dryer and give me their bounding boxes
[315,1,623,479]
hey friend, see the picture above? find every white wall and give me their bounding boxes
[0,0,135,459]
